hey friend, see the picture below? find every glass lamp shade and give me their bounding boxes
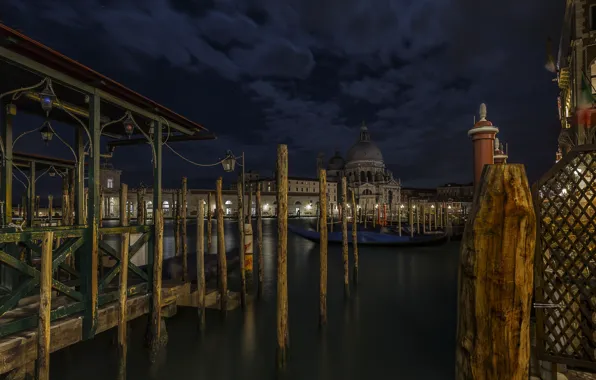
[40,122,54,144]
[222,156,236,172]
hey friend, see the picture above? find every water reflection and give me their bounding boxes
[52,219,460,380]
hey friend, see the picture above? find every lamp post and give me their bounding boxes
[222,150,245,214]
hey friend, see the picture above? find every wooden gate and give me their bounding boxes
[533,145,596,370]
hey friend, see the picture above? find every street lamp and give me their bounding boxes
[222,150,237,172]
[122,115,135,138]
[40,121,54,144]
[39,81,56,114]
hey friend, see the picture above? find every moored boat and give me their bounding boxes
[288,224,447,247]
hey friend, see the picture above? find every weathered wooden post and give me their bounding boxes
[150,209,164,359]
[137,189,144,225]
[398,204,402,236]
[276,144,289,369]
[455,164,536,380]
[48,195,53,223]
[118,232,130,380]
[207,192,213,252]
[197,200,205,331]
[68,169,75,225]
[319,169,328,326]
[61,179,69,226]
[351,191,358,286]
[237,181,246,308]
[120,184,128,227]
[181,178,188,282]
[341,177,350,297]
[256,184,264,299]
[363,203,367,229]
[174,189,181,260]
[216,178,228,316]
[37,231,53,380]
[409,202,414,238]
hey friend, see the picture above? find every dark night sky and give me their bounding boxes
[1,0,565,196]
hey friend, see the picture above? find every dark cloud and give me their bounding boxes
[1,0,565,187]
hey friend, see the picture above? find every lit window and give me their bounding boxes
[107,178,114,189]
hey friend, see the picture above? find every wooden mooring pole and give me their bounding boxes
[351,191,358,287]
[181,178,188,282]
[216,178,228,316]
[36,231,53,380]
[207,192,213,252]
[237,180,246,308]
[118,232,130,380]
[319,169,327,326]
[455,164,536,380]
[150,209,164,360]
[197,200,206,331]
[256,185,264,299]
[341,177,349,298]
[276,144,289,369]
[175,189,181,260]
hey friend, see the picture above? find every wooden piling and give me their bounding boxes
[137,189,144,225]
[237,180,246,308]
[341,177,349,297]
[216,178,228,316]
[319,169,328,326]
[330,203,334,233]
[351,191,358,286]
[48,195,53,223]
[120,184,128,227]
[207,192,213,253]
[118,232,130,380]
[398,204,402,236]
[455,164,536,380]
[276,145,289,369]
[174,189,181,259]
[415,204,419,234]
[68,169,75,225]
[181,178,188,282]
[409,202,414,238]
[150,209,164,358]
[61,180,69,226]
[197,200,205,331]
[363,203,367,229]
[36,231,53,380]
[256,185,264,299]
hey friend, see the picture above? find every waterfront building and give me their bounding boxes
[553,0,596,157]
[323,122,402,212]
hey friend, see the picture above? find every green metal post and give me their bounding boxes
[1,102,14,225]
[27,162,35,228]
[82,92,100,339]
[75,128,85,225]
[148,121,162,286]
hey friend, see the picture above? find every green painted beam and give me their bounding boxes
[129,231,152,259]
[81,91,100,339]
[99,225,151,235]
[1,102,14,225]
[98,241,148,282]
[0,301,85,338]
[51,237,84,271]
[0,228,85,243]
[75,129,85,225]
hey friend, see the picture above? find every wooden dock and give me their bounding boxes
[0,281,239,375]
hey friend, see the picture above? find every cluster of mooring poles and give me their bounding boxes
[455,164,536,379]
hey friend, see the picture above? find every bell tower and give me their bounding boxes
[468,103,499,186]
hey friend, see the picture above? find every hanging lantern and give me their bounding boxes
[222,150,236,172]
[40,121,54,144]
[49,171,56,177]
[39,81,56,114]
[123,115,135,138]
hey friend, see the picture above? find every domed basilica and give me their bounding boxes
[318,122,401,212]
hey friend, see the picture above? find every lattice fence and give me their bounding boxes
[533,146,596,370]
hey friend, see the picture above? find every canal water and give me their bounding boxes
[51,218,460,379]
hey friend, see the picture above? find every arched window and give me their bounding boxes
[360,171,366,182]
[367,171,373,182]
[225,200,232,205]
[163,201,170,210]
[295,201,302,205]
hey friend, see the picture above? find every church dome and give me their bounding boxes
[327,151,345,170]
[346,123,383,163]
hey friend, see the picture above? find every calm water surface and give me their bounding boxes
[51,218,460,379]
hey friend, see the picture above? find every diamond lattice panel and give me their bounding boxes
[537,151,596,366]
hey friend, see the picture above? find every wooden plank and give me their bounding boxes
[455,164,536,380]
[0,283,188,375]
[118,233,129,380]
[99,225,151,235]
[318,169,327,326]
[276,144,289,369]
